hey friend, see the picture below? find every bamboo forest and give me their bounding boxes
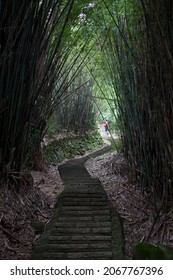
[1,0,173,260]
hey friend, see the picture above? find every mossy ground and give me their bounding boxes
[43,132,103,164]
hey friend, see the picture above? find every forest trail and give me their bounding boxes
[31,145,124,260]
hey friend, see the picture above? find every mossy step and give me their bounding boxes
[62,201,107,206]
[63,184,102,188]
[49,235,112,242]
[50,227,111,235]
[61,178,101,183]
[64,183,102,187]
[59,210,110,216]
[62,200,108,206]
[62,193,107,198]
[57,215,111,222]
[63,189,105,194]
[33,243,112,252]
[62,195,107,200]
[55,221,111,227]
[60,205,110,211]
[62,180,101,185]
[33,251,113,260]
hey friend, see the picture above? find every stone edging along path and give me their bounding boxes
[31,145,125,260]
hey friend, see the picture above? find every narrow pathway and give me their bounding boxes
[31,145,124,259]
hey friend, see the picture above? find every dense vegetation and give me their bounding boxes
[0,0,173,213]
[44,132,103,164]
[99,0,173,210]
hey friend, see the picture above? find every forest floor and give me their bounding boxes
[0,131,173,259]
[0,164,64,259]
[86,151,173,258]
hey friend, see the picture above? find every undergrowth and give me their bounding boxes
[43,133,103,164]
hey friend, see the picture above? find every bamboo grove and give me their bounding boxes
[0,0,96,184]
[93,0,173,210]
[1,0,173,211]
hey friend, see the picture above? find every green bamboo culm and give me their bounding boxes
[0,0,75,185]
[96,0,173,210]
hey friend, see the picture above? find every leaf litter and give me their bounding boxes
[0,165,64,259]
[85,151,173,259]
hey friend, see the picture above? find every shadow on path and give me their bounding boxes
[31,145,124,259]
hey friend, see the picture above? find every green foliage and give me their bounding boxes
[47,120,61,136]
[0,0,98,183]
[111,138,123,152]
[133,242,173,260]
[86,0,173,210]
[0,0,78,184]
[31,220,45,235]
[44,133,103,164]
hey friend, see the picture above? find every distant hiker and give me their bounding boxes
[103,119,109,135]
